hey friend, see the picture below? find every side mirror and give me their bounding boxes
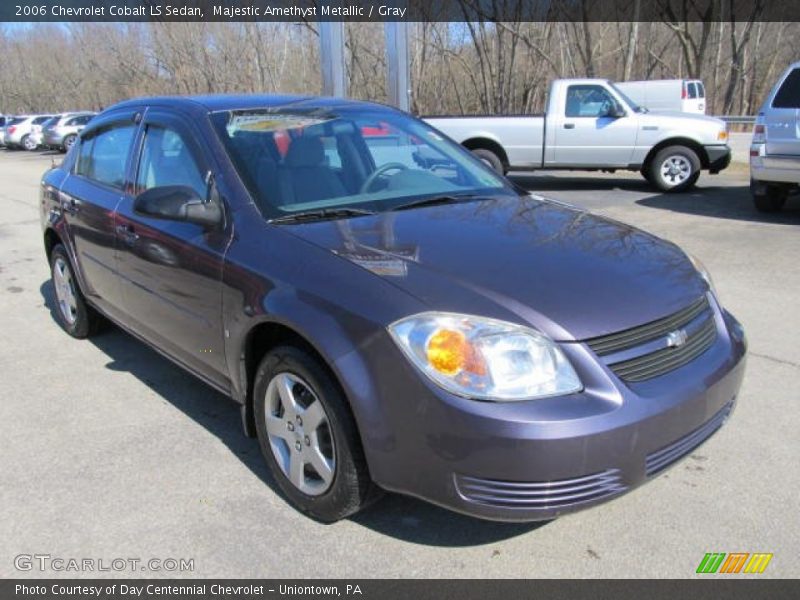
[603,105,626,119]
[133,185,222,229]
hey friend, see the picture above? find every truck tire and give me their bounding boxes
[751,179,787,213]
[471,148,505,175]
[647,145,701,192]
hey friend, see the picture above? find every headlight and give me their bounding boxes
[388,312,582,401]
[688,253,718,299]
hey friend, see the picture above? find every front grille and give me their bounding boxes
[646,402,733,477]
[586,297,717,382]
[587,297,710,356]
[454,469,626,510]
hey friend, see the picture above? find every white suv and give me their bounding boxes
[750,62,800,212]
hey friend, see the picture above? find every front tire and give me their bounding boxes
[648,145,701,192]
[471,147,505,175]
[49,244,104,338]
[751,179,787,213]
[253,345,380,522]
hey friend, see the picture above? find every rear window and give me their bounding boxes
[8,117,27,125]
[33,116,51,125]
[696,82,705,98]
[773,69,800,109]
[686,82,698,99]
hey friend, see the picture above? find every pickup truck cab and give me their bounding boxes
[426,78,731,192]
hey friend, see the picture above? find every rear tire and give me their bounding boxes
[22,135,37,151]
[751,179,787,213]
[62,134,77,153]
[470,148,505,175]
[648,145,701,192]
[49,244,104,338]
[253,345,381,522]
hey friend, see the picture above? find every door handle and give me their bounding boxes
[563,123,575,129]
[60,193,80,214]
[116,224,140,245]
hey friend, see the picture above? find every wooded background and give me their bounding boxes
[1,14,798,117]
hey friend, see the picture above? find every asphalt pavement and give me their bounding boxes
[0,148,797,578]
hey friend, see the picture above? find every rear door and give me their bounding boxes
[553,83,638,167]
[765,67,800,158]
[114,110,231,387]
[58,111,139,316]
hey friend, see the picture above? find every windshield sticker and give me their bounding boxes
[227,114,330,134]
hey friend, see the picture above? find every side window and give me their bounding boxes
[74,123,136,188]
[773,69,800,109]
[135,124,206,198]
[565,85,623,118]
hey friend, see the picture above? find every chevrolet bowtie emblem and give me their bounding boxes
[666,329,689,348]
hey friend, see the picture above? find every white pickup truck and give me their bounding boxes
[425,78,732,192]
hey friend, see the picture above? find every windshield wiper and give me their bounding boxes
[268,207,375,224]
[390,193,483,212]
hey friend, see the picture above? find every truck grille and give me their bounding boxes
[454,469,626,510]
[586,297,716,382]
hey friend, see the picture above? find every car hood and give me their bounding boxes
[639,111,726,130]
[284,195,706,341]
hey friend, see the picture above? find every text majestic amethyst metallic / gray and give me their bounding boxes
[40,94,746,522]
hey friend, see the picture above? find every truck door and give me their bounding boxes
[552,84,638,167]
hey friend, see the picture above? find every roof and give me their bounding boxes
[107,94,398,115]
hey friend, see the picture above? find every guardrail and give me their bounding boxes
[715,115,756,125]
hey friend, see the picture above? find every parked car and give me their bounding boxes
[42,112,96,152]
[425,79,730,192]
[40,95,746,523]
[30,115,60,150]
[615,79,707,114]
[0,115,8,146]
[5,114,54,150]
[750,62,800,212]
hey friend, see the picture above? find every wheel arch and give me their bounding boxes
[461,137,510,168]
[644,137,710,170]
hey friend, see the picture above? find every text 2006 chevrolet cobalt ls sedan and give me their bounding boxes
[40,95,746,522]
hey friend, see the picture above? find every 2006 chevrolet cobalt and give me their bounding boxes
[40,95,746,522]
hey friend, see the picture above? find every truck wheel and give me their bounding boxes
[471,148,505,175]
[50,244,105,338]
[648,146,701,192]
[751,179,787,213]
[253,345,381,522]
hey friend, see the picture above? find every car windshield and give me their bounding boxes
[211,108,514,219]
[610,83,646,113]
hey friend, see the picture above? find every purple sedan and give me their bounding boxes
[40,95,746,522]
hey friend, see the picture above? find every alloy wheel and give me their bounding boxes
[53,257,78,325]
[264,372,336,496]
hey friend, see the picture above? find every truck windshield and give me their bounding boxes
[211,108,514,219]
[610,83,646,113]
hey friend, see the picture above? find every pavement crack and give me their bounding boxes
[750,351,800,369]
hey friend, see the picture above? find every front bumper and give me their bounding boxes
[705,144,732,174]
[337,300,746,521]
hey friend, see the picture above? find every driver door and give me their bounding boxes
[552,84,638,167]
[114,111,231,388]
